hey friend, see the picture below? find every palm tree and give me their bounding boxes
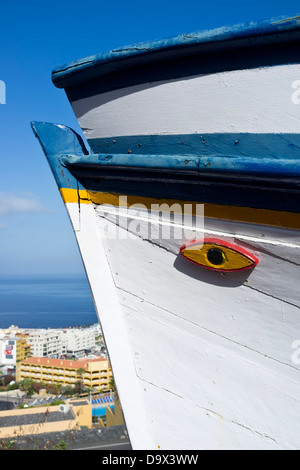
[76,368,86,395]
[109,378,115,392]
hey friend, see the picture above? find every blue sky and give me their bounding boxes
[0,0,299,275]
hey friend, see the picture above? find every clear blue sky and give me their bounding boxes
[0,0,299,276]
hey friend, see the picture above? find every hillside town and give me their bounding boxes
[0,324,127,449]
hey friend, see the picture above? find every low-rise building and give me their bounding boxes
[16,357,112,390]
[0,398,92,439]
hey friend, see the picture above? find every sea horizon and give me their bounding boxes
[0,273,99,330]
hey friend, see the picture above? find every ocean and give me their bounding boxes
[0,274,98,329]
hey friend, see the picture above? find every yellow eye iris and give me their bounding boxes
[180,239,258,272]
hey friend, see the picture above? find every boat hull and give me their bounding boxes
[70,64,300,152]
[62,196,300,450]
[32,16,300,449]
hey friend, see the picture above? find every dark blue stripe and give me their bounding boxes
[70,167,300,213]
[87,133,300,160]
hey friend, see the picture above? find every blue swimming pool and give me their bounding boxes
[92,404,114,417]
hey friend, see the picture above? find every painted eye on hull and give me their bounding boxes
[180,238,258,272]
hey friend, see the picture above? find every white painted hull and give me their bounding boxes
[34,18,300,449]
[72,64,300,140]
[65,200,300,450]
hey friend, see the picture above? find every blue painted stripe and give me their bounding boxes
[62,153,300,177]
[31,122,300,214]
[65,43,300,101]
[64,152,300,213]
[87,133,300,160]
[31,121,88,190]
[53,14,300,90]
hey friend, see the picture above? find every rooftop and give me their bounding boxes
[0,409,74,428]
[20,356,109,370]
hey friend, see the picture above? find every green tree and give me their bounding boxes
[61,385,75,397]
[46,383,61,395]
[19,379,35,396]
[109,378,115,391]
[76,368,86,395]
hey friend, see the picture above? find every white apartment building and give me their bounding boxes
[27,330,68,358]
[62,328,96,358]
[0,325,99,362]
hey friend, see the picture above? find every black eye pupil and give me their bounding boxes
[207,248,224,265]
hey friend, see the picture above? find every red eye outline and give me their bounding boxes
[180,238,259,272]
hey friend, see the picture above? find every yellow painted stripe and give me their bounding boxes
[60,188,90,204]
[59,187,300,230]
